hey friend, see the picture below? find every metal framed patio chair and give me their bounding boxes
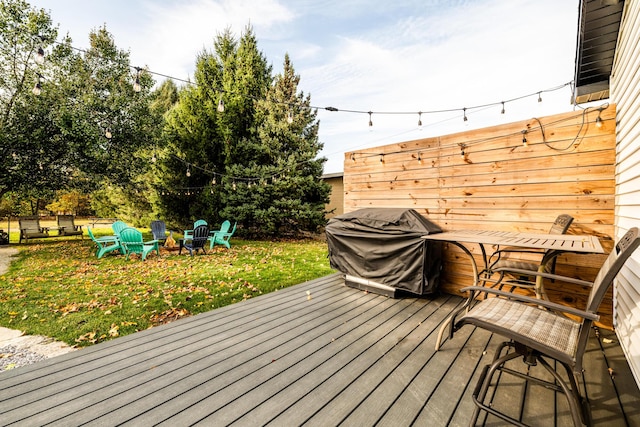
[487,214,574,298]
[454,227,640,427]
[118,227,160,261]
[87,227,122,259]
[180,224,209,256]
[57,215,84,239]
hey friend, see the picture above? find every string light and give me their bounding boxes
[595,112,603,128]
[522,130,528,147]
[350,153,356,163]
[32,75,42,95]
[417,152,423,164]
[105,127,112,139]
[133,67,142,92]
[287,110,294,124]
[368,111,373,129]
[418,112,423,130]
[217,97,225,112]
[379,154,384,163]
[35,46,45,65]
[538,92,543,103]
[459,143,466,158]
[186,164,191,177]
[501,101,505,115]
[463,107,468,122]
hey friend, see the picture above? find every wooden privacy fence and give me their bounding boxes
[343,105,617,326]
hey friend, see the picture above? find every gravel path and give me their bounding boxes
[0,246,76,374]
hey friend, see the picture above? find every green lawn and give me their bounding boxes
[0,233,334,347]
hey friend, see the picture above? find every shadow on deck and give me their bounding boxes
[0,273,638,426]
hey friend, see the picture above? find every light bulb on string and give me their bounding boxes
[538,92,543,103]
[595,112,603,128]
[418,112,423,130]
[522,130,528,147]
[463,107,468,123]
[35,46,45,65]
[368,111,373,129]
[212,176,217,185]
[105,128,112,139]
[501,101,505,115]
[32,80,41,95]
[217,97,225,112]
[151,150,157,163]
[232,181,237,191]
[417,152,423,165]
[186,165,191,177]
[379,154,384,164]
[133,67,142,92]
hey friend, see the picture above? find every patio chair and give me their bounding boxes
[118,227,160,261]
[454,227,640,427]
[57,215,84,239]
[87,227,122,259]
[183,219,207,240]
[18,216,49,243]
[111,220,128,237]
[150,220,168,243]
[209,220,236,249]
[487,214,574,298]
[180,224,209,256]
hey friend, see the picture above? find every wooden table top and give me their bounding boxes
[422,229,604,254]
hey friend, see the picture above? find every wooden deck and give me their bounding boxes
[1,273,638,426]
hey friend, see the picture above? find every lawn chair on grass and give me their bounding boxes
[111,221,128,237]
[181,224,209,256]
[57,215,84,239]
[18,216,49,243]
[454,227,640,427]
[151,220,168,244]
[209,220,236,249]
[184,219,207,240]
[87,227,122,259]
[119,227,160,261]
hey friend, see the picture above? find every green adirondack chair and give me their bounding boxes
[118,227,160,261]
[111,221,128,237]
[209,221,236,249]
[87,227,122,259]
[184,219,207,240]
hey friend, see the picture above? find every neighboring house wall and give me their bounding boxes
[322,173,344,218]
[610,0,640,387]
[344,107,616,326]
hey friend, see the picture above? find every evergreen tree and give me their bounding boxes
[221,54,330,236]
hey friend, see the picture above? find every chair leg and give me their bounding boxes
[537,356,589,426]
[471,348,524,426]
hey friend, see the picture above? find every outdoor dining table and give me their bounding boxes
[421,229,605,350]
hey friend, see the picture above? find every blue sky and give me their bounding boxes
[29,0,581,173]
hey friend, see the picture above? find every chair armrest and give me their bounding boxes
[492,267,593,287]
[459,285,600,321]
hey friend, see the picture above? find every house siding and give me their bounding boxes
[610,0,640,388]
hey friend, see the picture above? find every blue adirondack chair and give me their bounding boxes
[151,220,168,243]
[180,224,210,256]
[87,227,122,259]
[209,221,236,249]
[184,219,207,240]
[118,227,160,261]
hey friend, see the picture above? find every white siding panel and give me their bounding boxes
[611,0,640,390]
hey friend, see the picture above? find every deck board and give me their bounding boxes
[1,273,638,426]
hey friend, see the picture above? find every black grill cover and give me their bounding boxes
[326,208,443,295]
